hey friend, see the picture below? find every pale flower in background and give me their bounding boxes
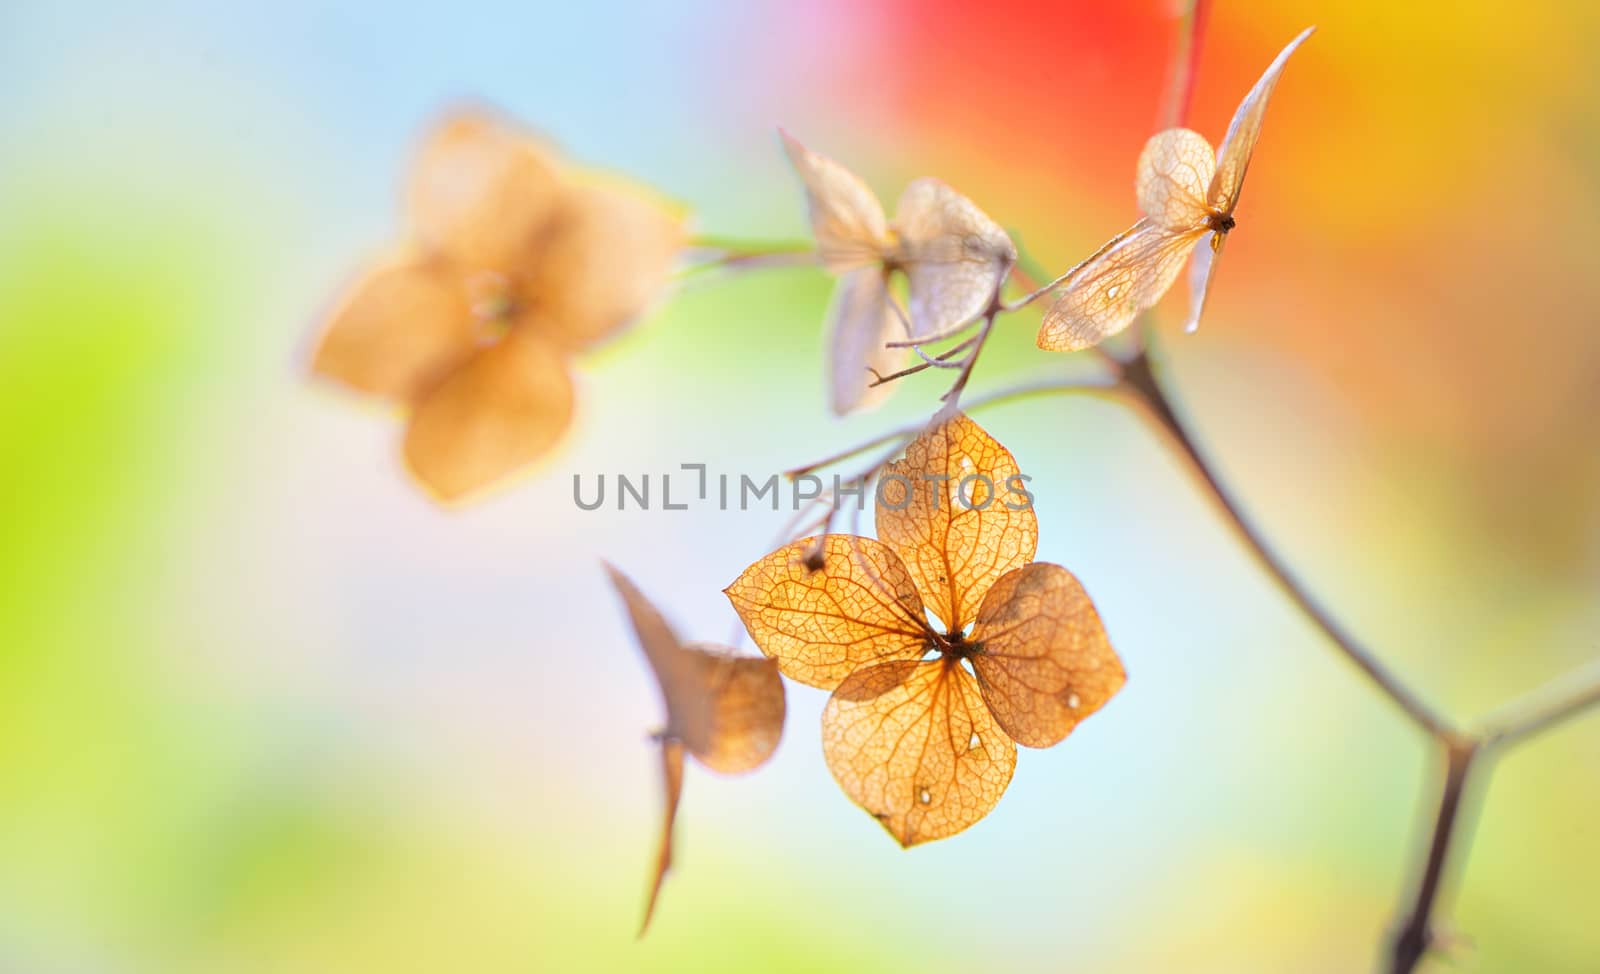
[313,110,686,503]
[780,131,1016,414]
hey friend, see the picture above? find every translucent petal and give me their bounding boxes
[828,267,906,416]
[724,535,930,691]
[605,567,784,936]
[604,562,713,754]
[681,645,786,775]
[1210,27,1315,214]
[875,412,1037,632]
[604,565,786,773]
[1136,128,1216,230]
[1183,230,1227,334]
[822,658,1016,847]
[779,130,892,273]
[970,563,1126,748]
[1035,220,1205,352]
[893,178,1016,340]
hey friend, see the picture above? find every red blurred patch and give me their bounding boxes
[858,0,1177,188]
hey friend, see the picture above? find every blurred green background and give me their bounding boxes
[2,0,1598,971]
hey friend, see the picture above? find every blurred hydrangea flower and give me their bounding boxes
[313,110,686,502]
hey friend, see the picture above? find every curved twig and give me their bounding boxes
[1116,341,1454,738]
[1478,660,1600,752]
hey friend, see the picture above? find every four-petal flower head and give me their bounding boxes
[312,109,687,502]
[781,132,1018,414]
[1036,26,1314,352]
[725,411,1124,846]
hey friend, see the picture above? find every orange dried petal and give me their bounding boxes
[605,562,714,754]
[311,258,478,401]
[408,110,563,272]
[725,535,929,691]
[875,412,1037,632]
[605,564,787,771]
[970,563,1125,748]
[524,181,687,351]
[605,567,784,937]
[822,658,1016,847]
[681,643,785,775]
[401,329,573,503]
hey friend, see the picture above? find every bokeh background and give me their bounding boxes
[3,0,1599,971]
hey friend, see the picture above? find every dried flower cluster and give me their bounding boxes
[305,24,1320,930]
[727,411,1123,845]
[299,25,1597,970]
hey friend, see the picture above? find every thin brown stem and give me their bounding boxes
[784,373,1117,481]
[1001,221,1144,313]
[1385,656,1600,970]
[1004,229,1059,300]
[963,374,1122,411]
[875,256,1022,405]
[1112,336,1507,973]
[1117,343,1453,738]
[686,234,812,254]
[869,335,978,387]
[1389,736,1480,974]
[785,431,914,480]
[1008,256,1043,294]
[941,312,998,407]
[678,239,816,279]
[910,341,972,370]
